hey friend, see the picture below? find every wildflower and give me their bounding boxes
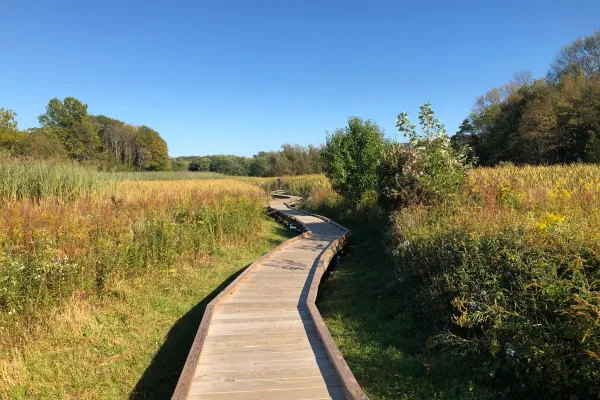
[505,342,517,358]
[535,212,566,231]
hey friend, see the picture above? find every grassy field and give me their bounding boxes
[4,160,599,398]
[1,222,292,399]
[0,161,295,398]
[110,171,230,181]
[290,165,600,399]
[0,158,111,202]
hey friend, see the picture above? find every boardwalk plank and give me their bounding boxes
[174,195,363,400]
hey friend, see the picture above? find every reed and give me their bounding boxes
[0,158,109,202]
[0,179,268,328]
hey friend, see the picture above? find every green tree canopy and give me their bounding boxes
[548,29,600,83]
[136,125,170,171]
[0,108,18,131]
[38,97,100,160]
[322,117,385,202]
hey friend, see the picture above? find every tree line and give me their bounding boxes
[171,143,323,177]
[0,97,170,171]
[453,30,600,165]
[1,97,323,177]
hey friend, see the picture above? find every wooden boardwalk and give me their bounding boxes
[173,194,367,400]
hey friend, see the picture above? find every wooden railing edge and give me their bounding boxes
[171,212,312,399]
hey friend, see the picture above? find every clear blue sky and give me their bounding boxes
[2,1,599,157]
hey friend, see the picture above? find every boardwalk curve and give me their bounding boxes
[172,193,368,400]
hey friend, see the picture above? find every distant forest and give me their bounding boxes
[452,30,600,165]
[0,99,323,177]
[171,144,323,176]
[0,97,171,171]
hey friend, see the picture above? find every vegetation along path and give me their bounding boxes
[172,193,368,400]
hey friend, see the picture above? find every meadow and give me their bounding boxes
[3,159,599,399]
[284,165,600,399]
[0,159,293,398]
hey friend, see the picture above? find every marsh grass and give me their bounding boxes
[1,220,293,399]
[0,163,297,398]
[0,158,109,202]
[289,166,600,398]
[0,179,269,327]
[109,171,229,181]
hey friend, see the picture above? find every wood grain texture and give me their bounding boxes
[172,193,368,400]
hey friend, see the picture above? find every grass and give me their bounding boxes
[0,179,269,323]
[311,206,492,400]
[299,165,600,398]
[9,160,598,398]
[0,163,300,398]
[109,171,230,181]
[0,158,110,202]
[1,220,293,399]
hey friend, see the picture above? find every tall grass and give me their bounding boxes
[0,158,108,202]
[0,179,268,329]
[110,171,229,181]
[392,164,600,398]
[258,174,333,199]
[281,167,600,398]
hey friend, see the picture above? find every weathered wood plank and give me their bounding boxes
[201,342,325,355]
[193,366,338,382]
[173,194,367,400]
[187,386,346,400]
[195,358,333,373]
[200,348,329,364]
[190,375,341,394]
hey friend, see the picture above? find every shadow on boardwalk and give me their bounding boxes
[128,266,247,400]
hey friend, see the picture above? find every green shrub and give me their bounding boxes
[378,103,472,210]
[392,206,600,398]
[322,117,386,203]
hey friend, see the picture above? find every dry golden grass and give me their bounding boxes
[0,178,270,324]
[0,174,294,399]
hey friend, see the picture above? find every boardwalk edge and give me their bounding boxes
[171,210,312,399]
[171,192,369,400]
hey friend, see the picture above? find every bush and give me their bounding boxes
[322,117,385,202]
[378,103,472,210]
[391,165,600,398]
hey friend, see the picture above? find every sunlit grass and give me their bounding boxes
[289,165,600,398]
[0,158,110,202]
[109,170,229,181]
[1,220,293,399]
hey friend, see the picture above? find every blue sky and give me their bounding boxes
[2,1,599,157]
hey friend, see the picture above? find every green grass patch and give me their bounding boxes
[0,158,109,202]
[1,220,294,399]
[314,212,493,400]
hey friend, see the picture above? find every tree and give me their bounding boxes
[38,97,100,160]
[0,108,22,155]
[136,126,170,171]
[170,158,188,171]
[548,29,600,83]
[451,118,476,148]
[249,152,272,177]
[322,117,385,202]
[0,108,17,131]
[307,145,323,174]
[94,115,139,167]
